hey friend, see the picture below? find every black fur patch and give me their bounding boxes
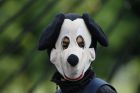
[65,13,82,21]
[38,13,65,51]
[82,13,108,48]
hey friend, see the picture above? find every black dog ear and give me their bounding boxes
[38,13,65,50]
[82,13,108,47]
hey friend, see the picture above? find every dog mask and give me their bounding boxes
[38,13,108,81]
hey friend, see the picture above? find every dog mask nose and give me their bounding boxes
[67,54,79,66]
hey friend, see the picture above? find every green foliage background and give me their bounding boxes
[0,0,140,93]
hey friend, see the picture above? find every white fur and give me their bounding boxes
[50,19,96,80]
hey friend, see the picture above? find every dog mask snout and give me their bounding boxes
[67,54,79,66]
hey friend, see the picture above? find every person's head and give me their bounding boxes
[38,13,108,81]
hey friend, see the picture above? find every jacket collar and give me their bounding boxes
[51,69,95,93]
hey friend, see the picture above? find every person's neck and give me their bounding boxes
[51,69,95,93]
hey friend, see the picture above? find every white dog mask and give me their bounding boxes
[50,19,95,80]
[38,13,108,81]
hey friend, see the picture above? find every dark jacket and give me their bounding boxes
[52,69,117,93]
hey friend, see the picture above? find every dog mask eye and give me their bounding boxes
[76,36,85,48]
[62,36,70,49]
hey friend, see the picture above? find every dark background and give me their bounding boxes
[0,0,140,93]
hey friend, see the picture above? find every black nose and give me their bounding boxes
[67,54,79,66]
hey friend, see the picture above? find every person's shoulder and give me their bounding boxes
[84,78,117,93]
[97,85,117,93]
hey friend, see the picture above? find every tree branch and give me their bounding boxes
[0,0,59,57]
[0,0,7,8]
[0,0,35,34]
[0,49,35,92]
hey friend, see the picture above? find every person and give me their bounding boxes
[38,13,117,93]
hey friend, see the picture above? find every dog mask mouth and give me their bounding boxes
[50,19,95,81]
